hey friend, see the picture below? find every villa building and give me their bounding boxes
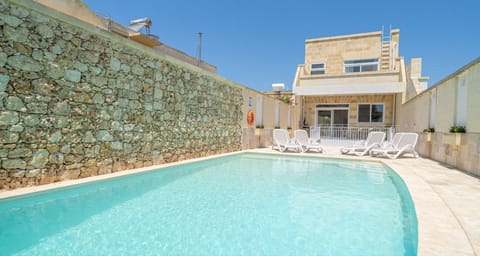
[292,29,428,128]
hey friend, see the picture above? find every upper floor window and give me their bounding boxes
[358,103,384,123]
[310,63,325,75]
[344,59,379,73]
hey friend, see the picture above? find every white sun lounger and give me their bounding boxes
[272,129,302,153]
[340,131,385,156]
[310,127,321,144]
[294,129,323,153]
[375,132,404,152]
[370,132,419,159]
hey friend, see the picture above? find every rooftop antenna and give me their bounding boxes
[197,32,203,66]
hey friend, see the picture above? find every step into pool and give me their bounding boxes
[0,153,417,255]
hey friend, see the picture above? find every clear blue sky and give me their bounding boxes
[84,0,479,92]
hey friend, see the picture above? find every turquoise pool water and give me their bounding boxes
[0,153,417,255]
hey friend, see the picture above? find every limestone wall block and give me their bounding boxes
[59,168,80,180]
[2,159,27,169]
[0,131,19,144]
[7,55,42,72]
[0,52,8,67]
[29,149,49,169]
[50,101,70,116]
[0,110,19,125]
[47,129,62,143]
[0,13,22,27]
[5,96,26,112]
[37,24,54,38]
[64,69,81,83]
[4,25,28,43]
[9,124,24,132]
[26,102,48,114]
[48,153,65,165]
[8,147,32,158]
[31,78,53,95]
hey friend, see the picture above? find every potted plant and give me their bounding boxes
[422,128,435,133]
[449,126,466,133]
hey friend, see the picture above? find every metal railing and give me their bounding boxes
[310,126,396,147]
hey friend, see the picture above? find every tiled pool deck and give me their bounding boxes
[1,147,478,255]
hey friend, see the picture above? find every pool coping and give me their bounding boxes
[0,148,478,256]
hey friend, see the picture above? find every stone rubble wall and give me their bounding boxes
[0,0,243,189]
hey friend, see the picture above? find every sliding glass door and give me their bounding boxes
[317,110,332,126]
[316,104,349,127]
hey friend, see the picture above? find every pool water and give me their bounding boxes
[0,153,417,255]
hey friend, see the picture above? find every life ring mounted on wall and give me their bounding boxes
[247,111,255,126]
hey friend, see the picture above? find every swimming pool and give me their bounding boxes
[0,153,417,255]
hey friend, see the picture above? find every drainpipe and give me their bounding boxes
[392,93,396,127]
[301,96,306,128]
[392,93,396,140]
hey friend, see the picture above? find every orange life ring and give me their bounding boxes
[247,111,255,126]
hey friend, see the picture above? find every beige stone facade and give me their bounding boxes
[304,30,399,75]
[293,29,426,128]
[303,94,395,127]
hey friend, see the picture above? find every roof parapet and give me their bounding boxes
[306,29,400,43]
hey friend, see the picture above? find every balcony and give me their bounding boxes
[293,59,406,96]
